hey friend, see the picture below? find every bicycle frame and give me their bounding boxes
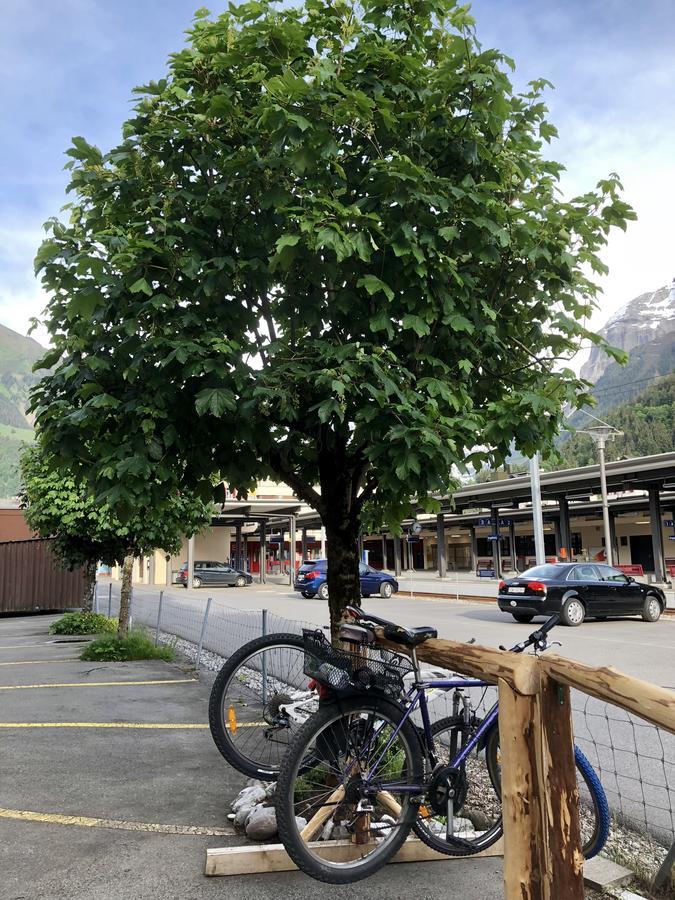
[349,677,499,795]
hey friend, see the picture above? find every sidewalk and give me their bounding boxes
[0,614,505,900]
[383,569,675,609]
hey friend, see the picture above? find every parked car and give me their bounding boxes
[177,561,252,589]
[497,563,665,626]
[294,560,399,601]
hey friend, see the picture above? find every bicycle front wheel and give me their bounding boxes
[484,727,610,858]
[208,632,317,779]
[276,697,423,884]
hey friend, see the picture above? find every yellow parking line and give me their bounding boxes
[0,720,265,729]
[0,659,79,666]
[0,806,234,836]
[0,722,208,729]
[0,678,197,691]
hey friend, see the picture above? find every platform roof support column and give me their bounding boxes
[289,516,296,586]
[393,535,402,577]
[235,524,242,571]
[648,486,667,581]
[436,514,447,578]
[558,496,572,562]
[469,526,477,574]
[301,527,308,562]
[259,520,267,584]
[608,511,618,567]
[491,507,502,579]
[358,533,364,563]
[509,520,517,573]
[187,536,195,589]
[381,534,387,570]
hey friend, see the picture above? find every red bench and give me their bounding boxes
[616,564,644,577]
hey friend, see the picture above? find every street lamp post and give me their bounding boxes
[577,416,623,568]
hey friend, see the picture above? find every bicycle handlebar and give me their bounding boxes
[348,605,561,656]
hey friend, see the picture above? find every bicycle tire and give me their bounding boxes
[484,726,610,859]
[276,696,423,884]
[208,632,315,779]
[412,715,503,856]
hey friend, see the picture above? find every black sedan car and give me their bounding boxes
[498,563,666,626]
[177,561,252,589]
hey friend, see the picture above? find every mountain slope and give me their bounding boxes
[557,373,675,468]
[0,323,47,429]
[0,324,46,497]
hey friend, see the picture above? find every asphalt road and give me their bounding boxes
[110,580,675,844]
[0,614,504,900]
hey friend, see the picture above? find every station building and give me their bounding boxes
[127,452,675,587]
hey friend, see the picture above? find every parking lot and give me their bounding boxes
[0,613,504,900]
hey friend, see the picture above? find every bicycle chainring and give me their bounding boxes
[426,765,468,815]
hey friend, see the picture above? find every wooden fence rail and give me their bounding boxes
[374,630,675,900]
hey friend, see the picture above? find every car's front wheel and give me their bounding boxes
[561,597,585,627]
[235,576,247,587]
[301,591,313,598]
[642,595,662,622]
[318,582,329,601]
[380,581,394,599]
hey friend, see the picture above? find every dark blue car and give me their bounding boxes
[294,559,399,600]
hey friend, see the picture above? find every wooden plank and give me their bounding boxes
[374,630,540,695]
[205,835,503,876]
[541,654,675,735]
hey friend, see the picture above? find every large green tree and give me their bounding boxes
[20,445,212,636]
[31,0,632,635]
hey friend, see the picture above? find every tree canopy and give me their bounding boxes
[30,0,634,626]
[20,443,212,624]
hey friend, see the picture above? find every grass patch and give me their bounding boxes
[80,628,176,662]
[50,611,117,635]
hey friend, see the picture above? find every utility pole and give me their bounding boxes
[529,452,546,566]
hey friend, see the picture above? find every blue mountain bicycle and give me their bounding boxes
[275,609,610,884]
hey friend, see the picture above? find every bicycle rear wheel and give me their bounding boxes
[276,696,422,884]
[208,633,317,779]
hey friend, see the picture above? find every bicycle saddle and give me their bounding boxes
[383,624,437,647]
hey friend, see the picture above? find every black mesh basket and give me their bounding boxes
[302,629,413,698]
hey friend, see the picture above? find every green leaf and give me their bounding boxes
[195,388,236,417]
[275,234,301,252]
[129,278,153,296]
[357,275,394,302]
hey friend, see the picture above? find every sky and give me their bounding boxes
[1,0,673,354]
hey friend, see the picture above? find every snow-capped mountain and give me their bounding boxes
[581,281,675,384]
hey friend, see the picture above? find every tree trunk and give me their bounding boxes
[117,555,134,639]
[81,561,97,613]
[324,519,361,643]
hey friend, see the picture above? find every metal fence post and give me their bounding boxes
[108,582,112,618]
[196,597,212,669]
[261,608,268,706]
[155,590,164,646]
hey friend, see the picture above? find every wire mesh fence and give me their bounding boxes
[94,580,674,889]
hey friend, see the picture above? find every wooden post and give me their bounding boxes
[498,672,583,900]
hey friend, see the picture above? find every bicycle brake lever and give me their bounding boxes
[467,638,476,645]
